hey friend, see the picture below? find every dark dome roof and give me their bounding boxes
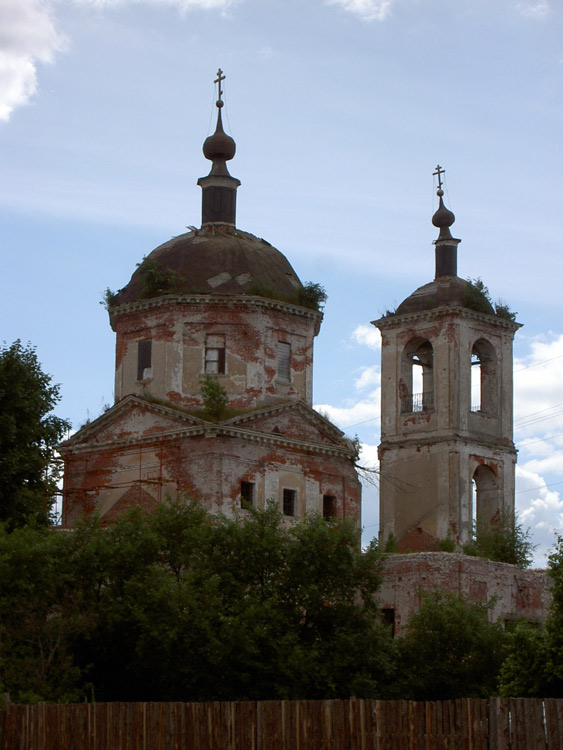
[115,228,303,306]
[395,276,494,316]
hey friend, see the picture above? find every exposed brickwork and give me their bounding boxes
[62,396,361,527]
[379,552,552,634]
[111,296,320,412]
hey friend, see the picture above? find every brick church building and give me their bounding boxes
[61,71,361,526]
[61,73,550,632]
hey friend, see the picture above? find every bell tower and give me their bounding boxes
[374,168,521,552]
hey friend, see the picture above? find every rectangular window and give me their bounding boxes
[323,495,336,519]
[283,488,296,517]
[137,339,152,381]
[240,481,254,508]
[277,342,291,382]
[381,608,395,638]
[205,334,225,375]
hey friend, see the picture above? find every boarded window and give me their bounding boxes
[323,495,336,519]
[240,481,254,508]
[283,488,296,517]
[277,342,291,382]
[137,339,152,381]
[205,334,225,375]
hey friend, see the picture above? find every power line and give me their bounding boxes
[514,401,563,425]
[514,353,563,373]
[516,479,563,495]
[518,432,563,448]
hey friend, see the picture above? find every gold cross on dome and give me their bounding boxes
[433,164,445,191]
[214,68,226,105]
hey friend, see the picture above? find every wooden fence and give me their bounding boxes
[1,697,562,749]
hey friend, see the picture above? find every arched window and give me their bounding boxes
[472,464,499,527]
[470,338,498,415]
[400,338,434,413]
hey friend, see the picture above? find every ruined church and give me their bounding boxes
[61,72,361,525]
[61,71,551,632]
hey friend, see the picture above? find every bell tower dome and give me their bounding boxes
[374,168,521,552]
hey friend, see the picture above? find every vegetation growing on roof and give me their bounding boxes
[137,256,196,298]
[200,375,229,420]
[100,288,119,311]
[464,278,517,321]
[245,281,327,311]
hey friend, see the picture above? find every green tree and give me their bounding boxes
[200,374,228,419]
[394,591,506,700]
[462,512,535,568]
[499,535,563,698]
[542,535,563,696]
[0,498,391,703]
[498,621,549,697]
[0,524,85,702]
[0,341,70,528]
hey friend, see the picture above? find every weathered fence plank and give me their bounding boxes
[2,698,563,749]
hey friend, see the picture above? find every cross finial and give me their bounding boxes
[214,68,226,108]
[433,164,445,193]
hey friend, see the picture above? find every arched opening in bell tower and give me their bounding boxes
[472,463,500,528]
[470,338,498,415]
[400,338,434,413]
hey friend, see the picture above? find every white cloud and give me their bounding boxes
[0,0,237,121]
[516,465,563,565]
[354,365,380,391]
[326,0,394,21]
[516,0,550,18]
[352,324,381,350]
[0,0,65,121]
[314,394,380,432]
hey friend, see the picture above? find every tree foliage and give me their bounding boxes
[498,535,563,697]
[0,500,392,703]
[498,621,549,697]
[393,591,506,700]
[0,341,70,528]
[200,374,229,420]
[462,512,535,568]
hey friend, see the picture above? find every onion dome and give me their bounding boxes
[432,190,456,241]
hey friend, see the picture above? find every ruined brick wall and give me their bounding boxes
[379,552,551,635]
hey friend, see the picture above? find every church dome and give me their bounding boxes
[395,275,493,316]
[114,227,304,306]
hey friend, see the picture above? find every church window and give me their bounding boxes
[240,481,254,508]
[400,338,434,413]
[471,338,498,415]
[277,342,291,382]
[137,339,152,381]
[205,334,225,375]
[323,495,336,518]
[381,607,396,637]
[283,488,296,517]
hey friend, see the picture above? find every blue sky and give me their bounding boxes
[1,0,563,563]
